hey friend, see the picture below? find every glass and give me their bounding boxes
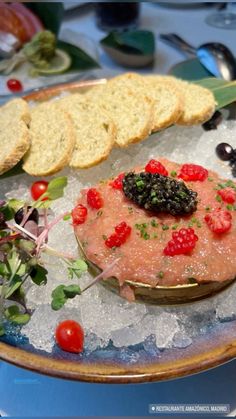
[205,2,236,29]
[95,2,140,31]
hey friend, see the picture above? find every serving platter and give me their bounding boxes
[1,78,236,383]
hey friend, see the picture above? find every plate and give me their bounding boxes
[0,30,99,99]
[1,79,236,384]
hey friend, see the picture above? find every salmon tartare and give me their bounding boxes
[73,158,236,296]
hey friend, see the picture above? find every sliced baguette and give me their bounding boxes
[85,77,154,148]
[0,98,31,175]
[110,73,184,132]
[56,93,116,169]
[175,80,216,125]
[147,75,216,125]
[23,102,75,176]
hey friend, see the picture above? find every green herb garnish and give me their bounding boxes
[0,176,91,336]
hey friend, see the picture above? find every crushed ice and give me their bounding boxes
[3,120,236,357]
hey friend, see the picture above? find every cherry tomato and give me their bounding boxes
[7,79,23,93]
[30,180,48,201]
[55,320,84,353]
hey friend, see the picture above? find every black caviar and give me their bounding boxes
[122,172,198,216]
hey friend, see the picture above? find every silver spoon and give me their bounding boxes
[160,33,236,81]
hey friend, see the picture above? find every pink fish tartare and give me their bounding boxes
[73,158,236,296]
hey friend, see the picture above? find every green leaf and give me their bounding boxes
[63,284,81,298]
[11,313,30,325]
[51,284,66,310]
[194,78,236,111]
[6,250,19,272]
[5,275,22,299]
[34,200,53,210]
[67,259,87,280]
[193,77,228,89]
[26,3,64,36]
[213,84,236,110]
[0,262,8,276]
[57,40,100,71]
[101,30,155,56]
[68,267,74,280]
[5,305,30,325]
[51,283,81,310]
[5,304,20,317]
[30,265,48,286]
[7,199,25,212]
[0,205,14,221]
[0,324,5,336]
[63,214,71,221]
[41,176,67,201]
[18,240,36,254]
[16,263,27,277]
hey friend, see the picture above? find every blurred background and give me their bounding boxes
[0,2,235,97]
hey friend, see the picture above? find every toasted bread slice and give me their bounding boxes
[23,102,75,176]
[0,98,31,175]
[175,80,216,125]
[147,75,216,125]
[111,73,184,132]
[85,77,154,148]
[56,93,116,169]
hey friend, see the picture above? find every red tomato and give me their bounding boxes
[7,79,23,93]
[30,180,48,201]
[55,320,84,353]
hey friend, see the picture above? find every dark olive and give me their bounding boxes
[202,111,223,131]
[14,206,39,225]
[215,143,233,161]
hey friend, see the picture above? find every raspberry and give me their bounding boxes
[109,173,125,190]
[217,187,236,204]
[115,221,131,243]
[105,221,132,248]
[163,228,198,256]
[178,164,208,181]
[105,233,122,248]
[87,188,103,209]
[72,204,87,225]
[145,159,168,176]
[204,209,232,234]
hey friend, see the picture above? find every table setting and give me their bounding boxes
[1,1,236,417]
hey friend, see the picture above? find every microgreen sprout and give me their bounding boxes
[0,176,116,336]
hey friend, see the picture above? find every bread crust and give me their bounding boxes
[23,103,75,176]
[0,99,31,175]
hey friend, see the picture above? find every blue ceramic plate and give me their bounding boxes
[1,78,236,384]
